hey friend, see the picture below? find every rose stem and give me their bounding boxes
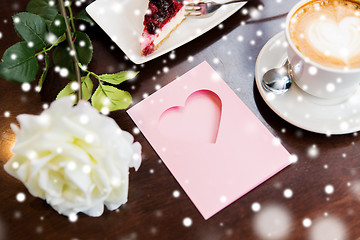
[58,0,82,101]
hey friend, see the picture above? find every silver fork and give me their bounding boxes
[184,0,248,17]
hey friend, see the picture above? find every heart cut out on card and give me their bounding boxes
[159,90,222,144]
[307,16,360,62]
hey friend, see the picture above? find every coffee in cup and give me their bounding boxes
[285,0,360,101]
[288,0,360,70]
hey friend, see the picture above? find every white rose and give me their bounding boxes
[4,97,141,217]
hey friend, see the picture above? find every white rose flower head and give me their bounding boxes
[4,97,142,217]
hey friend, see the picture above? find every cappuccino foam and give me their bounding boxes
[289,0,360,69]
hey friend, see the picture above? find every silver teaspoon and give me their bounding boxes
[261,59,292,94]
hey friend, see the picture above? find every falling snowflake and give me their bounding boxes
[21,83,31,92]
[219,195,227,203]
[42,103,49,109]
[172,190,180,198]
[251,202,261,212]
[59,68,69,78]
[132,127,140,134]
[309,217,347,240]
[213,58,220,64]
[68,213,78,222]
[169,52,176,60]
[237,35,244,42]
[79,24,86,31]
[27,41,34,48]
[272,137,281,146]
[253,204,292,239]
[308,66,318,75]
[79,40,86,47]
[283,189,293,198]
[35,226,43,234]
[155,84,161,90]
[324,184,334,195]
[308,145,319,158]
[289,154,298,163]
[13,211,21,219]
[163,67,169,73]
[46,33,57,44]
[302,218,312,228]
[16,192,26,202]
[100,107,110,115]
[54,19,61,26]
[13,17,20,23]
[250,9,261,19]
[182,217,192,227]
[134,9,141,16]
[70,81,79,91]
[37,54,44,61]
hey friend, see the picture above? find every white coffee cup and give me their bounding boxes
[285,0,360,103]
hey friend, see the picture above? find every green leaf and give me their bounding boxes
[27,0,59,25]
[56,81,76,100]
[52,42,74,79]
[75,9,94,24]
[81,73,93,101]
[53,33,66,47]
[57,75,93,101]
[13,12,47,50]
[0,42,39,83]
[38,53,49,88]
[75,32,93,66]
[49,14,66,39]
[52,32,93,80]
[91,85,132,112]
[99,71,138,85]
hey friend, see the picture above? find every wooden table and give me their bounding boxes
[1,0,359,239]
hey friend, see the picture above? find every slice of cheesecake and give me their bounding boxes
[141,0,188,56]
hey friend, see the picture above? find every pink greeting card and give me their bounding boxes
[127,62,291,219]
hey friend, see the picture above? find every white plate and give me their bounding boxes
[255,32,360,135]
[86,0,246,64]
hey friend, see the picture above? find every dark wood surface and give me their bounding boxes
[1,0,360,239]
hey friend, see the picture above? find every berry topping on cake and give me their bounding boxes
[141,0,187,56]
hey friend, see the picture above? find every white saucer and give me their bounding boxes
[255,32,360,135]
